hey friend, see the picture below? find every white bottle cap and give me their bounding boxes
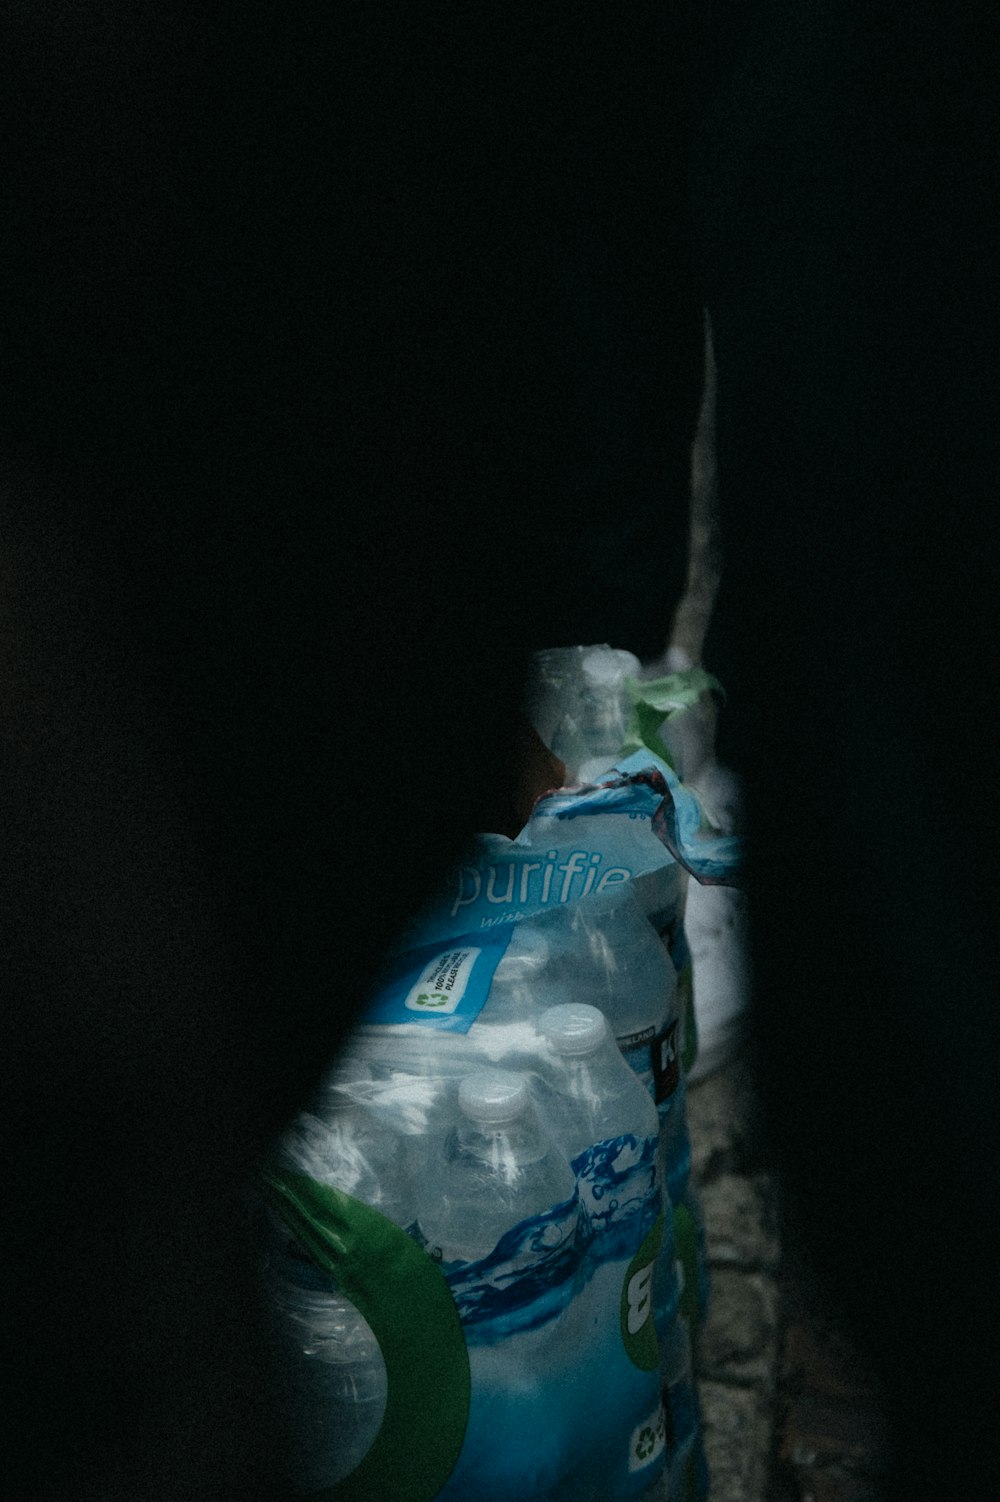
[581,646,629,688]
[458,1069,529,1125]
[539,1003,608,1057]
[613,648,641,675]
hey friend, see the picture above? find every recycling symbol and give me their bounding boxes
[635,1427,657,1461]
[416,991,449,1008]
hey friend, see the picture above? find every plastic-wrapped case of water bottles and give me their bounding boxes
[256,653,741,1502]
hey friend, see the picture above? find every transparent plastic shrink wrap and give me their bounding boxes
[258,925,672,1500]
[523,886,709,1502]
[258,1066,415,1495]
[513,747,724,1500]
[526,646,728,1077]
[256,754,739,1499]
[525,644,641,785]
[534,888,709,1339]
[518,748,739,1329]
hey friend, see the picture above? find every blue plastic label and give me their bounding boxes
[361,926,516,1032]
[403,751,742,949]
[570,1133,660,1263]
[529,751,742,885]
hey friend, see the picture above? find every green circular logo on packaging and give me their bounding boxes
[260,1167,470,1501]
[620,1210,664,1371]
[673,1199,702,1329]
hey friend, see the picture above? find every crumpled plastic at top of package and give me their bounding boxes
[400,746,742,957]
[526,644,724,785]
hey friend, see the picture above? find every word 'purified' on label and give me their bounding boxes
[404,948,481,1014]
[450,849,631,921]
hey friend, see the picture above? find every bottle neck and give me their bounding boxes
[550,1045,618,1114]
[579,687,627,752]
[453,1114,549,1177]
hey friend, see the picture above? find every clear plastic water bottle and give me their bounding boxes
[536,1004,702,1500]
[260,1082,417,1492]
[536,1001,660,1174]
[417,1069,584,1502]
[535,1001,664,1283]
[550,645,640,782]
[536,1004,668,1501]
[417,1067,576,1262]
[526,646,586,756]
[262,1275,389,1494]
[556,885,709,1334]
[558,884,691,1192]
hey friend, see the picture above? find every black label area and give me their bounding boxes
[652,1021,680,1105]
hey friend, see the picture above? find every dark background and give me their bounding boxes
[2,4,996,1498]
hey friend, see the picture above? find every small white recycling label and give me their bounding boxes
[360,925,517,1032]
[404,947,481,1015]
[629,1402,667,1473]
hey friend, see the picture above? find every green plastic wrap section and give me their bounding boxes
[259,1167,471,1502]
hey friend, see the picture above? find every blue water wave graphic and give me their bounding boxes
[441,1134,662,1344]
[442,1195,582,1339]
[572,1133,659,1260]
